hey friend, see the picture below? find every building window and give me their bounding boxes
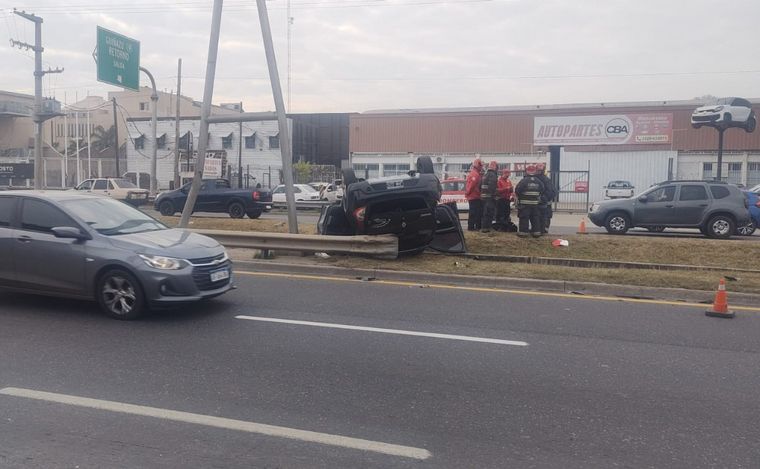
[269,135,280,149]
[244,134,256,149]
[353,163,380,179]
[727,162,742,185]
[135,135,145,150]
[748,162,760,187]
[222,133,233,149]
[139,102,149,111]
[382,164,410,177]
[156,134,166,149]
[702,162,713,180]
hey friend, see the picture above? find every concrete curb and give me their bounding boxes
[231,258,760,307]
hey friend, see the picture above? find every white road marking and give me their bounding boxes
[235,315,529,347]
[0,387,431,461]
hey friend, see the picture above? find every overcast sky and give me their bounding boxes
[2,0,758,113]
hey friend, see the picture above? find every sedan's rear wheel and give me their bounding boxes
[604,213,630,234]
[97,269,145,320]
[745,116,757,133]
[706,215,735,239]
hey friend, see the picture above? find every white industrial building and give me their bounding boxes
[126,117,289,190]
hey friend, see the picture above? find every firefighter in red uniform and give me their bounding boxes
[495,169,514,231]
[465,158,484,231]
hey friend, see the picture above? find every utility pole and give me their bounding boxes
[112,97,120,176]
[179,0,223,229]
[257,0,299,233]
[174,58,182,189]
[140,67,159,195]
[75,109,80,184]
[87,110,92,178]
[238,101,243,188]
[11,9,63,189]
[287,0,292,112]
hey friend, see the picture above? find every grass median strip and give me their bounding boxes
[160,216,759,293]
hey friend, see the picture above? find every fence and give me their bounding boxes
[555,170,590,212]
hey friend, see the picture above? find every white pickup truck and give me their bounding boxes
[604,180,635,199]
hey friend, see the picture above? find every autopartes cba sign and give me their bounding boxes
[533,113,673,146]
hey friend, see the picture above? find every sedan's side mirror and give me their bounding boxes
[51,226,91,240]
[637,196,648,203]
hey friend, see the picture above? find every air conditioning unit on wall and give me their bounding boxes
[435,156,443,163]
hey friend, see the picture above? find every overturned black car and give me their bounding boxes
[318,157,466,255]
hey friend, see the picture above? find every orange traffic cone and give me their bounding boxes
[705,278,735,318]
[577,219,587,235]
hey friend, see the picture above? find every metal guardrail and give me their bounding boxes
[270,200,331,210]
[191,229,399,259]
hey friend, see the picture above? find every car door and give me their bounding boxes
[195,181,216,212]
[91,179,109,197]
[672,184,710,225]
[0,196,17,284]
[634,185,676,225]
[272,186,285,203]
[14,197,87,295]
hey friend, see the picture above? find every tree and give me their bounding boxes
[90,125,115,152]
[293,161,312,184]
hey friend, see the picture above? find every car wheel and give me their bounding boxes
[416,156,435,174]
[724,112,732,123]
[647,226,666,233]
[745,116,757,133]
[604,212,630,234]
[228,201,245,219]
[736,219,756,236]
[247,209,263,219]
[706,215,735,239]
[342,168,358,187]
[97,269,145,320]
[159,200,175,216]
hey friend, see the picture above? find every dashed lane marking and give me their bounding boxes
[236,315,529,347]
[0,387,432,460]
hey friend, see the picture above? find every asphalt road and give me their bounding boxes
[2,272,760,468]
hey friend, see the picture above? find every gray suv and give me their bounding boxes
[0,191,233,319]
[588,181,750,239]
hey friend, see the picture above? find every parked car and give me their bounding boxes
[318,157,466,255]
[74,178,150,206]
[588,180,750,239]
[440,177,468,211]
[691,97,757,132]
[604,180,635,199]
[310,182,343,203]
[0,191,233,319]
[272,184,322,203]
[154,178,272,219]
[737,191,760,236]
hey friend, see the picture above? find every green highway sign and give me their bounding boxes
[96,26,140,91]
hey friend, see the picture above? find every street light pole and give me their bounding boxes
[140,66,159,195]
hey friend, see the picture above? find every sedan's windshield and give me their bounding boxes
[61,198,166,236]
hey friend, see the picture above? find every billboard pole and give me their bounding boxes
[255,0,299,233]
[179,0,223,229]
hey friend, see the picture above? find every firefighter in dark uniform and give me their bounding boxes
[479,161,499,233]
[535,163,556,233]
[515,164,546,237]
